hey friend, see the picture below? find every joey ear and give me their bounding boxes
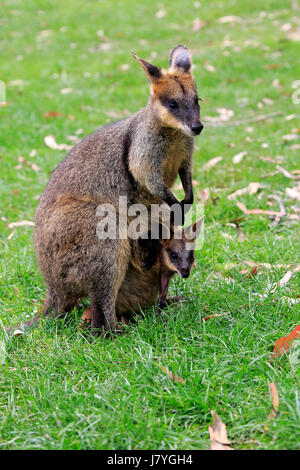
[160,239,169,248]
[184,215,205,241]
[169,45,192,74]
[132,52,162,82]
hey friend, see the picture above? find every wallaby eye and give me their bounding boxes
[168,100,178,111]
[171,252,177,260]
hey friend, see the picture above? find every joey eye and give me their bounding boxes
[171,252,177,260]
[168,100,178,111]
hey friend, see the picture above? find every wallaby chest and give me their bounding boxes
[162,137,190,188]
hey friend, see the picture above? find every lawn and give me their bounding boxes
[0,0,299,450]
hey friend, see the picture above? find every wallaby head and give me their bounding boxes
[132,45,203,137]
[160,216,204,278]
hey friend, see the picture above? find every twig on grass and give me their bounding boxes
[204,111,283,127]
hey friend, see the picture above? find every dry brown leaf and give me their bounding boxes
[227,182,260,200]
[60,87,73,95]
[286,187,300,201]
[17,156,40,172]
[192,18,204,32]
[44,111,65,119]
[286,29,300,41]
[218,15,242,24]
[7,220,35,229]
[283,134,298,142]
[205,108,234,123]
[271,325,300,359]
[259,156,276,163]
[204,64,216,73]
[209,410,233,450]
[156,9,166,19]
[13,329,24,337]
[270,382,279,412]
[198,188,210,203]
[236,202,299,220]
[202,314,223,322]
[276,165,298,179]
[7,230,15,240]
[44,135,72,151]
[270,267,300,293]
[157,365,185,384]
[232,151,247,164]
[202,156,222,171]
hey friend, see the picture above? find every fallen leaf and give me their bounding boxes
[204,64,216,73]
[227,182,260,200]
[218,15,242,24]
[202,156,223,171]
[232,151,247,164]
[156,9,166,19]
[17,155,40,172]
[157,365,185,384]
[267,382,279,419]
[259,156,276,163]
[286,29,300,41]
[286,187,300,201]
[236,202,298,220]
[249,265,258,277]
[276,165,298,179]
[44,135,72,151]
[280,296,300,306]
[202,314,223,321]
[7,230,15,240]
[192,18,204,32]
[60,87,73,95]
[198,188,210,202]
[270,325,300,359]
[283,134,298,142]
[264,63,281,70]
[270,267,300,293]
[205,108,234,123]
[7,220,35,229]
[44,111,65,118]
[13,329,24,337]
[7,79,25,87]
[209,410,233,450]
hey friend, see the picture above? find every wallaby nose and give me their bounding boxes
[181,269,190,278]
[191,123,204,135]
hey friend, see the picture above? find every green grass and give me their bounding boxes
[0,0,300,450]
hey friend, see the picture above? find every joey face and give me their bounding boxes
[161,239,195,279]
[160,217,205,278]
[133,45,204,137]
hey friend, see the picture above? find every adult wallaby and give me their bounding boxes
[32,45,203,335]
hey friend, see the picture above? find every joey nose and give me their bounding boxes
[181,269,190,278]
[191,123,204,135]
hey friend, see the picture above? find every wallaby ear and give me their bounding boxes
[169,45,192,74]
[184,215,205,241]
[132,52,162,83]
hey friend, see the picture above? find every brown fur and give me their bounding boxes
[82,218,204,322]
[22,46,202,336]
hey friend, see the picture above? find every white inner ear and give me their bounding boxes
[174,50,191,71]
